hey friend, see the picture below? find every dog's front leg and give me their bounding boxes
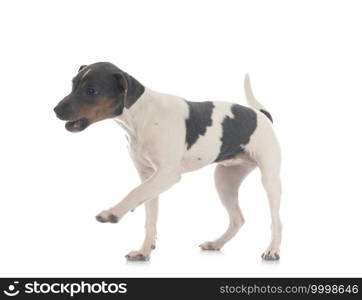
[126,198,158,261]
[126,166,159,261]
[96,167,181,224]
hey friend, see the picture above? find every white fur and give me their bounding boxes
[97,76,282,261]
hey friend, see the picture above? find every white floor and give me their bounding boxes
[1,159,361,277]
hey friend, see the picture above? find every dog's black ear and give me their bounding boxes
[113,72,144,109]
[113,73,128,94]
[78,65,87,72]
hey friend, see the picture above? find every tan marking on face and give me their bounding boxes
[79,96,116,124]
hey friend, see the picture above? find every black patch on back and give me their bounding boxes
[215,104,257,162]
[260,109,273,123]
[185,101,214,150]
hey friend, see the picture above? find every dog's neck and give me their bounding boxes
[113,88,156,138]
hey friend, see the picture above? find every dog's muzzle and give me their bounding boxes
[54,104,89,133]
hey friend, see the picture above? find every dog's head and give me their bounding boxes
[54,62,144,132]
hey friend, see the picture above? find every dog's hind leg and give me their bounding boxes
[200,162,255,250]
[255,144,282,260]
[259,164,282,260]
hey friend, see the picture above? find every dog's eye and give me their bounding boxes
[87,87,96,96]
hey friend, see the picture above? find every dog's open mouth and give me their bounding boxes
[65,118,89,132]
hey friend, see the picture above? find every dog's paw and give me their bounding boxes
[95,210,119,223]
[125,251,150,261]
[261,247,280,261]
[199,241,221,251]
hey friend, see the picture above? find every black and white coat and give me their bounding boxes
[100,75,282,261]
[55,62,281,262]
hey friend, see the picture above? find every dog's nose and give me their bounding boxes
[54,105,65,118]
[53,105,61,116]
[54,103,71,119]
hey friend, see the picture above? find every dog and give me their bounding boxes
[54,62,282,261]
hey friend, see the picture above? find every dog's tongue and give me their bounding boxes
[65,118,89,132]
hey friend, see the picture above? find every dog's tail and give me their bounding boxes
[244,74,273,123]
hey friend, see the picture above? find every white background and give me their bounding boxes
[0,0,361,277]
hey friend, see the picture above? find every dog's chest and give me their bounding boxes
[126,136,151,166]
